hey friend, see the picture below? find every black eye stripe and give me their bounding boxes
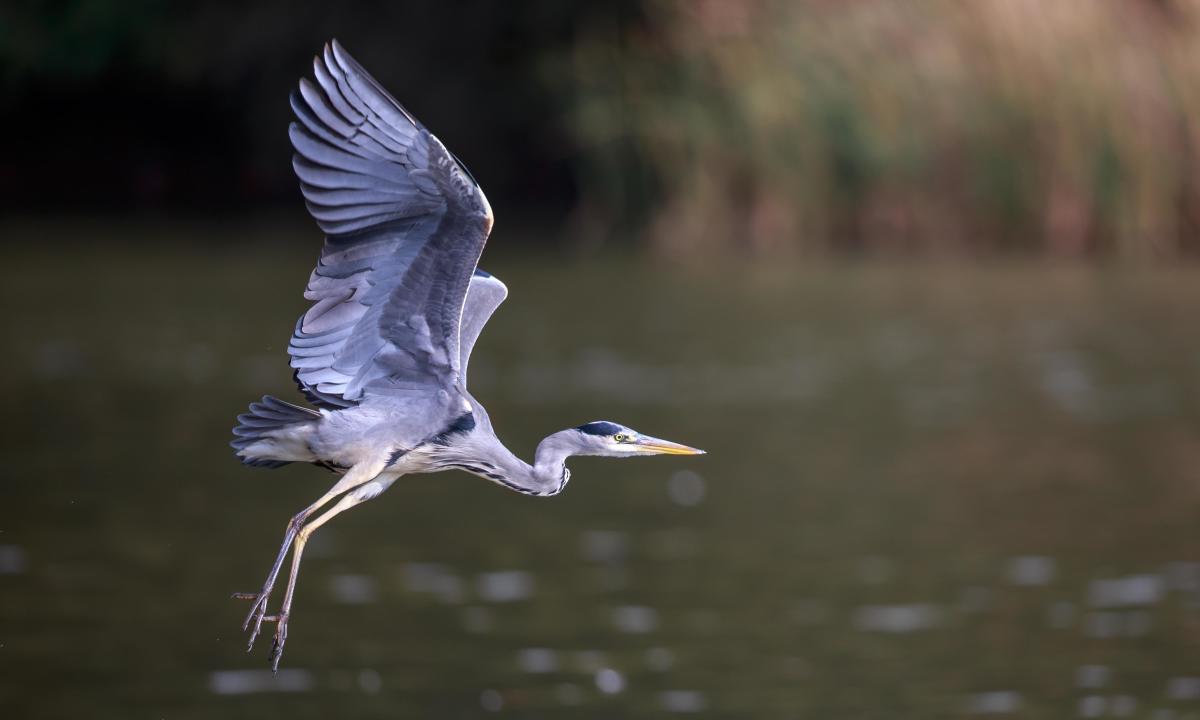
[578,421,623,436]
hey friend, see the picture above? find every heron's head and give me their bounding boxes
[572,421,705,458]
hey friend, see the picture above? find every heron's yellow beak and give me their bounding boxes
[633,436,706,455]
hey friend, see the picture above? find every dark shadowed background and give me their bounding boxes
[2,2,1199,718]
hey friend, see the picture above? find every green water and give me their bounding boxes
[2,233,1198,718]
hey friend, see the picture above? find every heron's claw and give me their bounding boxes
[234,590,290,669]
[269,613,289,673]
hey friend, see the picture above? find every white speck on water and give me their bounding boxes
[1076,665,1110,689]
[1088,575,1163,607]
[667,470,706,507]
[660,690,707,713]
[1009,556,1056,586]
[645,647,674,672]
[965,690,1022,714]
[0,546,26,575]
[581,530,627,563]
[1167,677,1200,700]
[480,689,503,712]
[855,604,942,633]
[209,669,313,695]
[595,668,625,695]
[517,648,558,674]
[329,574,378,604]
[856,555,896,585]
[612,605,658,634]
[357,669,381,694]
[477,570,533,602]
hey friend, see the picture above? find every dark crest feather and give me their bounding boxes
[577,421,622,436]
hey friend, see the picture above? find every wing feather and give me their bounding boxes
[285,40,494,409]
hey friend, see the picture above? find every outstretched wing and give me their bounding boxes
[458,268,508,387]
[287,41,493,408]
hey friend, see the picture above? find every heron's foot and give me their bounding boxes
[269,612,290,673]
[232,587,274,651]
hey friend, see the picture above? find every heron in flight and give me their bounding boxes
[230,41,704,670]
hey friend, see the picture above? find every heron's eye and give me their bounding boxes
[613,433,628,443]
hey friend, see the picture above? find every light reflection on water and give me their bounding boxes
[476,570,535,603]
[2,247,1199,718]
[194,545,1197,712]
[209,669,314,695]
[1008,555,1056,586]
[0,545,27,575]
[854,603,943,633]
[965,690,1022,715]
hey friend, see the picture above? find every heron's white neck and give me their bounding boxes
[530,430,578,493]
[465,429,576,496]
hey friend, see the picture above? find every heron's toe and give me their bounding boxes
[234,590,274,651]
[269,613,290,673]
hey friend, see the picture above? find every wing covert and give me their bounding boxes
[458,268,509,387]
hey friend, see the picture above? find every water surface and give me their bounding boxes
[2,235,1198,718]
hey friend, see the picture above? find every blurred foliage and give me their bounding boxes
[0,0,637,223]
[7,1,1200,259]
[565,0,1200,258]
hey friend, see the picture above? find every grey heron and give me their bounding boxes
[230,40,705,671]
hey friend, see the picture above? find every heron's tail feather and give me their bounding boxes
[231,395,321,468]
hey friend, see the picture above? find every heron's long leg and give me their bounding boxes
[235,462,384,650]
[268,478,392,672]
[235,493,330,647]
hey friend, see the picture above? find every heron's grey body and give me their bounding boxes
[231,40,703,671]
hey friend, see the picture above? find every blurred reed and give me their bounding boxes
[562,0,1200,259]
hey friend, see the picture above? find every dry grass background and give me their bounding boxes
[565,0,1200,259]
